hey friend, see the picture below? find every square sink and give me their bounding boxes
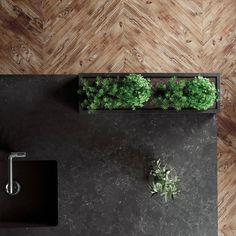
[0,160,58,227]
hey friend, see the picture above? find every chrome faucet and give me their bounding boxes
[6,152,27,195]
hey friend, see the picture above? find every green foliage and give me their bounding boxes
[79,77,120,113]
[79,74,152,112]
[186,75,217,110]
[118,74,152,110]
[79,74,218,112]
[149,159,179,202]
[156,77,188,111]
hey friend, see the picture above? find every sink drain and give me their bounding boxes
[6,181,21,195]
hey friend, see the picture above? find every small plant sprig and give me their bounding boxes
[186,75,217,110]
[149,159,179,202]
[156,76,188,111]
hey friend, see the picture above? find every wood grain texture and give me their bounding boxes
[0,0,236,235]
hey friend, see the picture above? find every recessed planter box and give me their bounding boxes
[78,73,220,114]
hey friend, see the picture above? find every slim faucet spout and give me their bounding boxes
[6,152,27,195]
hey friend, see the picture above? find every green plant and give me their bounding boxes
[79,77,121,113]
[79,74,152,112]
[118,74,152,110]
[79,74,218,113]
[155,77,188,111]
[149,159,179,202]
[186,75,217,110]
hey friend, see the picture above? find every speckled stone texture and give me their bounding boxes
[0,75,217,236]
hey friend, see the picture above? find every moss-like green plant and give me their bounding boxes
[155,77,188,111]
[149,159,179,202]
[186,75,217,110]
[79,74,152,113]
[118,74,152,110]
[79,77,121,113]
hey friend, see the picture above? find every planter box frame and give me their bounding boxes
[78,73,220,114]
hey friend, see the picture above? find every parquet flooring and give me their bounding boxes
[0,0,236,235]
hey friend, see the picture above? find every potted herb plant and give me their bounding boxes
[155,75,218,111]
[78,74,152,113]
[78,73,220,113]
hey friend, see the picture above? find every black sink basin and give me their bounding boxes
[0,160,58,227]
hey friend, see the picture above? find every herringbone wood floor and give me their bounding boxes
[0,0,235,235]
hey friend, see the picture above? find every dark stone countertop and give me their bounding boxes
[0,75,217,236]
